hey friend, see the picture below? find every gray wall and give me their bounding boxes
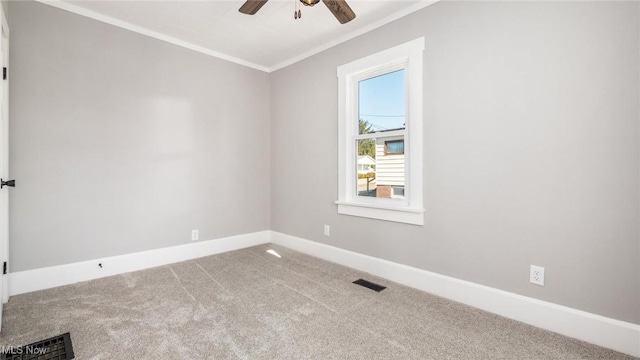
[8,0,639,326]
[270,1,640,324]
[8,1,270,272]
[1,1,8,21]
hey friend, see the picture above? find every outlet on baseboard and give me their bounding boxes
[191,229,199,241]
[530,265,545,286]
[324,225,330,236]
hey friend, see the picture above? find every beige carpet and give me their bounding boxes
[0,244,635,359]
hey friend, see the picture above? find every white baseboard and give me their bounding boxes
[9,231,270,297]
[270,231,640,358]
[8,230,639,357]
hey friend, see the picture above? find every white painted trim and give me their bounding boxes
[335,202,424,225]
[9,231,270,296]
[270,231,640,358]
[336,38,424,225]
[34,0,270,72]
[34,0,440,73]
[0,3,8,330]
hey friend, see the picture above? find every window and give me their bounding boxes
[336,38,424,225]
[385,140,404,155]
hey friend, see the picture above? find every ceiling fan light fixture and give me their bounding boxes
[300,0,321,7]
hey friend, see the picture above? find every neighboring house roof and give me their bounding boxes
[357,155,376,166]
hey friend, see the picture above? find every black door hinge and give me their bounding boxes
[2,67,6,80]
[2,262,6,275]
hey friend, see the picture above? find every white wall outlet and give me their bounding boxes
[323,224,330,236]
[530,265,545,286]
[191,229,199,241]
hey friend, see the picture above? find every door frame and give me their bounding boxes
[0,3,10,315]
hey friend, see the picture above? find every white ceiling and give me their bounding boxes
[41,0,436,72]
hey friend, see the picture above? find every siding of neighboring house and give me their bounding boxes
[375,135,405,187]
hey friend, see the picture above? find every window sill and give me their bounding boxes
[335,201,424,225]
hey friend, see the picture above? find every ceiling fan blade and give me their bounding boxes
[239,0,269,15]
[322,0,356,24]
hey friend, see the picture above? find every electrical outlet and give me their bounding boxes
[191,229,199,241]
[324,224,330,236]
[530,265,545,286]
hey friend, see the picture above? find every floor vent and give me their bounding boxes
[1,332,74,360]
[353,279,386,292]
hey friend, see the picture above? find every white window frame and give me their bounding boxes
[335,37,425,225]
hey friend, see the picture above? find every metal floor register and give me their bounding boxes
[1,333,74,360]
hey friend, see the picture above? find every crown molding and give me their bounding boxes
[35,0,439,73]
[267,0,438,72]
[34,0,270,72]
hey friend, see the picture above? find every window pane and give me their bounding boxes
[373,135,405,200]
[356,135,405,200]
[357,139,376,197]
[385,140,404,154]
[358,69,405,134]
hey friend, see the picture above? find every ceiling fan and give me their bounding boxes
[239,0,356,24]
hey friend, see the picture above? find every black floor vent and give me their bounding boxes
[1,332,74,360]
[353,279,387,292]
